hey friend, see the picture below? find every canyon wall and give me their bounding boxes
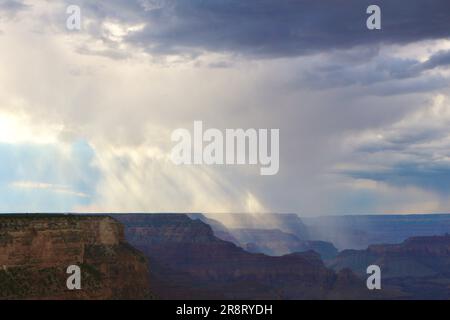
[113,214,383,299]
[0,215,151,299]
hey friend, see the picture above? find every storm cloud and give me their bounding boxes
[63,0,450,58]
[0,1,450,215]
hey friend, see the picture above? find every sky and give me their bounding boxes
[1,0,450,215]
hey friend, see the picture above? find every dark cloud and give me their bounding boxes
[298,49,450,93]
[337,97,450,195]
[355,129,445,153]
[344,163,450,194]
[422,50,450,70]
[71,0,450,58]
[0,0,28,17]
[2,0,449,213]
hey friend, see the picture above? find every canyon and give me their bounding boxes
[2,213,450,299]
[112,213,379,299]
[329,235,450,299]
[0,214,151,299]
[189,213,337,259]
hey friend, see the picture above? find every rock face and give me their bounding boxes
[113,214,376,300]
[189,213,337,260]
[330,235,450,278]
[231,228,338,260]
[0,215,151,300]
[329,235,450,299]
[188,213,240,245]
[204,213,310,240]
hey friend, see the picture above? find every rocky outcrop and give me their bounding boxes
[189,214,337,259]
[330,235,450,278]
[203,213,310,240]
[113,214,376,300]
[231,228,338,259]
[329,235,450,299]
[188,213,240,245]
[0,214,151,300]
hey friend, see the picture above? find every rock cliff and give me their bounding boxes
[0,214,151,299]
[113,214,377,299]
[329,235,450,299]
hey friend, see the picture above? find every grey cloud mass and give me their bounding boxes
[338,95,450,196]
[67,0,450,58]
[1,0,450,215]
[298,50,450,93]
[0,0,28,17]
